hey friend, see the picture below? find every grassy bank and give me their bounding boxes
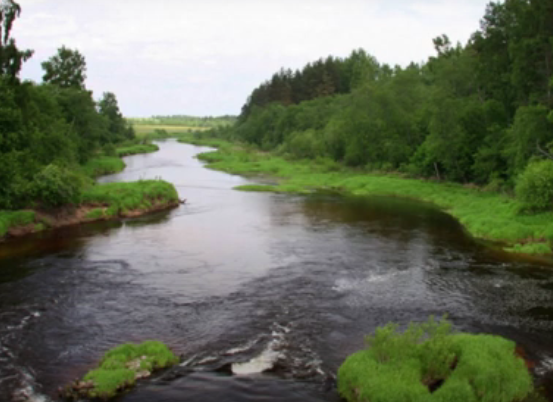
[82,156,126,177]
[116,143,159,157]
[0,180,179,240]
[134,124,209,138]
[181,138,553,255]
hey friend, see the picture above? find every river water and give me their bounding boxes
[0,140,552,401]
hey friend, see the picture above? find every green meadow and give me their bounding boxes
[181,138,553,255]
[133,124,209,138]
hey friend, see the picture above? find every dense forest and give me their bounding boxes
[217,0,553,212]
[0,0,133,210]
[129,115,237,128]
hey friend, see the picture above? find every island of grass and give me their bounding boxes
[61,340,179,401]
[338,317,537,402]
[177,137,553,256]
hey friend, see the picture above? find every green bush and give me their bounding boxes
[32,164,84,208]
[516,160,553,212]
[338,317,533,402]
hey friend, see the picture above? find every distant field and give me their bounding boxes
[133,124,209,137]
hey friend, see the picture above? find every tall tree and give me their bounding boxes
[0,0,32,79]
[42,46,87,89]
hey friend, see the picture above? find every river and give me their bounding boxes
[0,139,552,401]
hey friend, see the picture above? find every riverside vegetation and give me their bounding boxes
[182,0,553,255]
[184,137,553,255]
[0,1,178,239]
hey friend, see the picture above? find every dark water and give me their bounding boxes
[1,140,553,402]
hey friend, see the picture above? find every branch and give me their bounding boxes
[536,140,553,160]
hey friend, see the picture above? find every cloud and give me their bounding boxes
[13,0,490,116]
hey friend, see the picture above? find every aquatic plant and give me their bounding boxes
[61,340,179,400]
[337,317,533,402]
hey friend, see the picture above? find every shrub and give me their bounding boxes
[32,164,84,208]
[515,160,553,212]
[338,317,533,402]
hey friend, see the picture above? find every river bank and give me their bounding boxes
[0,180,180,241]
[0,143,180,241]
[179,136,553,256]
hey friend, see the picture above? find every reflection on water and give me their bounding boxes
[0,140,552,401]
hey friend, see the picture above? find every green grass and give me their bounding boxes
[81,180,179,215]
[82,156,126,177]
[184,142,553,255]
[63,340,179,400]
[0,210,36,236]
[85,208,105,220]
[116,143,159,157]
[338,317,533,402]
[177,133,233,149]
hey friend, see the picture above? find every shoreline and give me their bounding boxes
[0,144,182,243]
[179,136,553,258]
[1,201,180,242]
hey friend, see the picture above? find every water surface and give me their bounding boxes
[1,140,552,401]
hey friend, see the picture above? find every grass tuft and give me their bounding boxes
[338,317,533,402]
[63,340,178,400]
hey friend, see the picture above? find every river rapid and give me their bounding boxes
[0,139,552,401]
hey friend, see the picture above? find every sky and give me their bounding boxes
[13,0,491,117]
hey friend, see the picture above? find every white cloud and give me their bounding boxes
[13,0,490,116]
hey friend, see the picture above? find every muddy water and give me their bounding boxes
[0,139,552,401]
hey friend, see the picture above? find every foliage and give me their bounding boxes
[0,0,33,79]
[32,164,84,208]
[0,3,138,210]
[515,160,553,212]
[221,0,553,211]
[41,46,87,89]
[337,317,533,402]
[69,341,178,400]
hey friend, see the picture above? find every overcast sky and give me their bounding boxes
[13,0,491,117]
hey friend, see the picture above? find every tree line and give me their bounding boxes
[222,0,553,211]
[129,115,236,128]
[0,0,133,209]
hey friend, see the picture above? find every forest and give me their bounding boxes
[0,0,134,210]
[215,0,553,213]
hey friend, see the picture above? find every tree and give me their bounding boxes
[42,46,87,89]
[0,0,33,79]
[98,92,133,141]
